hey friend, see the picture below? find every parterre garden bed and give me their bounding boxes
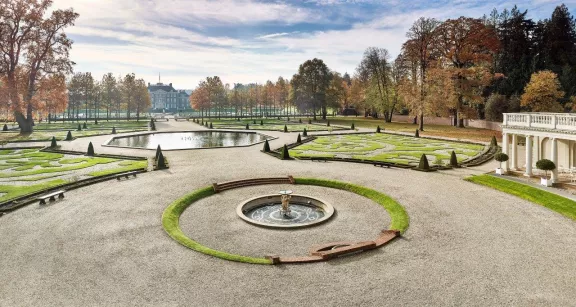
[0,148,147,203]
[0,122,149,142]
[288,133,485,166]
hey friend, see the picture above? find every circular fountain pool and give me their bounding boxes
[236,194,335,228]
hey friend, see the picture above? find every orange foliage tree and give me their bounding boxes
[521,70,564,112]
[0,0,78,132]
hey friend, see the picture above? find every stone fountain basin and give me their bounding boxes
[236,194,335,229]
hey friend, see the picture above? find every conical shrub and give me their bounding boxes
[297,134,302,143]
[65,130,72,141]
[50,136,57,148]
[156,151,167,169]
[280,144,290,160]
[253,119,256,124]
[77,124,82,131]
[450,151,458,167]
[327,121,330,127]
[418,154,429,170]
[87,142,95,156]
[308,119,312,124]
[155,145,162,161]
[299,119,302,123]
[246,124,249,129]
[287,117,290,121]
[2,124,7,131]
[351,122,355,130]
[260,120,263,125]
[209,122,213,129]
[149,119,156,131]
[284,125,288,133]
[376,126,381,133]
[490,136,497,147]
[263,139,270,152]
[415,129,420,138]
[112,127,117,134]
[303,128,308,137]
[83,122,87,129]
[95,119,98,125]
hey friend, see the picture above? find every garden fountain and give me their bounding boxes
[236,190,335,229]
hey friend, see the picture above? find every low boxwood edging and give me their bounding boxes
[161,177,409,264]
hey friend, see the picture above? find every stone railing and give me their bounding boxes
[503,113,576,131]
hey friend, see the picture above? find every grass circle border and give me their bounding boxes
[161,177,410,264]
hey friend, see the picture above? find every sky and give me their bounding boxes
[51,0,576,90]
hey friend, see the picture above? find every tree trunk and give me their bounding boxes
[419,113,424,131]
[15,111,33,133]
[321,105,327,120]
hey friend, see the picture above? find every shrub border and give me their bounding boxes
[161,177,409,264]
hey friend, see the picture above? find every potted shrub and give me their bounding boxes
[536,159,555,187]
[494,152,508,175]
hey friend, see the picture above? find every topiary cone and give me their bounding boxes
[260,120,263,125]
[303,128,308,137]
[87,142,95,156]
[95,119,98,125]
[287,117,290,121]
[327,120,330,127]
[490,136,498,147]
[83,122,87,129]
[2,124,7,131]
[246,123,250,130]
[297,134,302,143]
[155,145,162,161]
[418,154,429,170]
[112,127,116,134]
[415,129,420,138]
[65,130,72,141]
[351,122,355,130]
[77,124,82,131]
[280,144,290,160]
[450,151,458,167]
[284,125,288,133]
[50,136,57,148]
[157,151,167,169]
[209,122,213,129]
[376,126,381,133]
[253,119,256,124]
[308,119,312,124]
[299,119,302,123]
[263,139,270,152]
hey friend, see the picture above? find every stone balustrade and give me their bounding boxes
[503,112,576,131]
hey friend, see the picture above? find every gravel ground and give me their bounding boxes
[0,120,575,306]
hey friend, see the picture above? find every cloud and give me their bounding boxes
[50,0,574,89]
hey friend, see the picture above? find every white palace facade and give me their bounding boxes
[502,112,576,183]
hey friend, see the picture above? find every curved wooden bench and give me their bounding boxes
[213,176,294,192]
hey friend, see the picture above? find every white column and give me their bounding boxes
[551,138,558,183]
[511,134,518,170]
[502,133,509,171]
[525,135,533,177]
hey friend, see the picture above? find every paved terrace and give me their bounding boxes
[0,120,575,306]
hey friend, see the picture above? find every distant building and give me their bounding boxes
[147,76,191,112]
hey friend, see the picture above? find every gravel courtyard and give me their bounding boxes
[0,120,575,306]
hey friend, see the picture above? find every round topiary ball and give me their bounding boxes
[494,152,509,163]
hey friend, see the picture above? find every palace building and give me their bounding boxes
[147,75,190,112]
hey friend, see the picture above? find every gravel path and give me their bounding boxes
[0,120,575,306]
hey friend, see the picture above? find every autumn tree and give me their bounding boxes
[190,81,210,116]
[275,77,289,115]
[0,0,78,132]
[356,47,394,121]
[521,70,564,112]
[291,58,331,119]
[133,78,150,121]
[403,17,439,130]
[433,17,500,127]
[120,73,136,120]
[35,74,67,122]
[326,71,346,114]
[101,73,117,121]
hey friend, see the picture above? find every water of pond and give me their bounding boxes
[107,131,269,150]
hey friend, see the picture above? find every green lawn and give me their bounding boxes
[208,118,347,132]
[289,133,485,166]
[0,149,147,202]
[316,116,501,143]
[465,175,576,220]
[0,127,148,142]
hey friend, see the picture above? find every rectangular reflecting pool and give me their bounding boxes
[106,131,272,150]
